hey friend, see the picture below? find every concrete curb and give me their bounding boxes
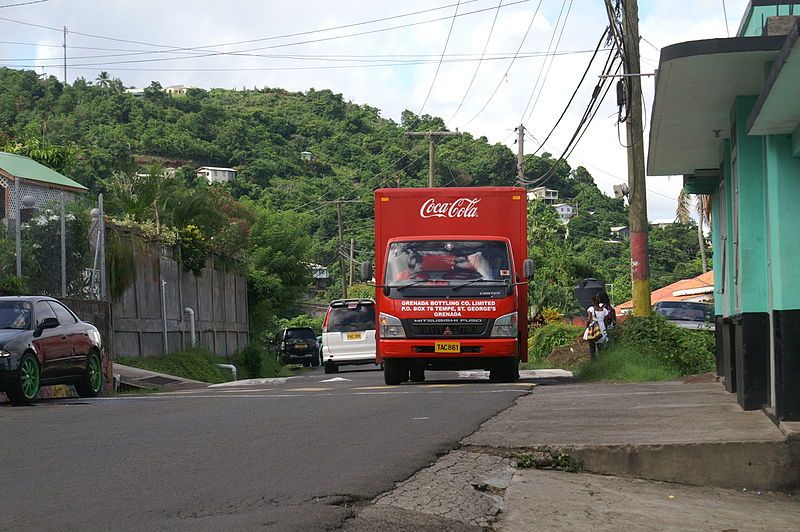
[525,441,800,491]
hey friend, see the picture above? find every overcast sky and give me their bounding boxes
[1,0,750,219]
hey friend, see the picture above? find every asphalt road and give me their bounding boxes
[0,366,533,531]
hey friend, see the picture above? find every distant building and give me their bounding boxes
[164,84,194,96]
[125,87,145,97]
[650,218,677,229]
[617,271,714,314]
[610,226,630,240]
[552,203,577,223]
[527,186,558,204]
[309,263,330,290]
[0,152,88,222]
[197,166,236,184]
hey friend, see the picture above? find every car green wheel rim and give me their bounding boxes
[20,357,39,400]
[89,355,102,392]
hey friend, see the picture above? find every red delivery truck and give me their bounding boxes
[364,187,534,385]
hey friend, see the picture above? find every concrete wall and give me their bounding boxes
[111,238,249,358]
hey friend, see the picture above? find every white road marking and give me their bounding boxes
[319,377,352,382]
[208,377,296,387]
[413,417,430,420]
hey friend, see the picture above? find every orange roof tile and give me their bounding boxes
[617,270,714,310]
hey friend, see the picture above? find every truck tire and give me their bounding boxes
[490,357,518,383]
[384,359,404,385]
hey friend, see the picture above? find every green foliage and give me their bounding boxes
[528,323,583,362]
[276,314,324,335]
[116,346,231,384]
[575,344,681,382]
[517,452,536,469]
[347,283,376,299]
[178,224,208,276]
[229,342,293,379]
[616,316,715,375]
[19,202,91,297]
[576,316,714,382]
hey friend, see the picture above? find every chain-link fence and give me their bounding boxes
[1,193,106,300]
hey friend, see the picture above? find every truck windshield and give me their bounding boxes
[385,240,512,298]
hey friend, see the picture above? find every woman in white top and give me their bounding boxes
[584,294,609,360]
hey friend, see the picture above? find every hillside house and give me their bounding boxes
[197,166,236,184]
[552,203,577,223]
[527,186,559,204]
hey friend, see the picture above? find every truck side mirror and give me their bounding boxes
[522,259,535,280]
[360,261,373,282]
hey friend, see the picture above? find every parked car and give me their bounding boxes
[274,327,319,367]
[322,299,377,374]
[0,296,104,405]
[653,301,715,332]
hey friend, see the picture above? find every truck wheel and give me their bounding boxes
[410,368,425,382]
[490,357,518,383]
[383,359,404,385]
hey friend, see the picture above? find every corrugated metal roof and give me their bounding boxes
[0,152,88,191]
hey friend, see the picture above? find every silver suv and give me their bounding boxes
[321,299,376,374]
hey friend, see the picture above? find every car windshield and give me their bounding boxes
[0,301,32,330]
[384,240,512,299]
[286,328,316,341]
[655,302,713,322]
[328,303,376,333]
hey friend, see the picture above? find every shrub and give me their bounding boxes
[528,322,584,362]
[613,316,715,375]
[541,307,564,323]
[276,314,323,335]
[235,342,263,378]
[116,346,231,384]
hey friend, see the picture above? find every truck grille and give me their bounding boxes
[405,319,489,338]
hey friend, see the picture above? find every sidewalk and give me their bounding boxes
[357,379,800,530]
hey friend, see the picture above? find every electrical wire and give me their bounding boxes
[419,0,461,114]
[461,0,544,128]
[519,0,571,124]
[447,0,503,124]
[0,1,529,68]
[0,0,49,8]
[721,0,730,37]
[528,28,608,156]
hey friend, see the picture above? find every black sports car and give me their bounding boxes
[0,296,104,405]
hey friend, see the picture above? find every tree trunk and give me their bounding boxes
[697,216,708,273]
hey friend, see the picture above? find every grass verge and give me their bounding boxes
[575,343,681,382]
[116,346,232,384]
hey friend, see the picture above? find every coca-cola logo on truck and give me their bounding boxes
[419,198,480,219]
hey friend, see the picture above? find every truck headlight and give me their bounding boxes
[490,312,518,338]
[379,313,406,338]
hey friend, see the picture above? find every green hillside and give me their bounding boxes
[0,67,709,324]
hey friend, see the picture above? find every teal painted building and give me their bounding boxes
[648,1,800,421]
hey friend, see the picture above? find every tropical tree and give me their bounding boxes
[95,71,111,91]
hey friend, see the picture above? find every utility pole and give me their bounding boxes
[62,26,68,84]
[621,0,652,317]
[515,124,525,184]
[349,238,355,287]
[404,131,460,187]
[336,201,347,299]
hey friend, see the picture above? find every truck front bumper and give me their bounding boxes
[378,338,517,358]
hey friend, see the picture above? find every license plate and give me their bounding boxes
[346,332,363,340]
[435,341,460,353]
[294,343,307,349]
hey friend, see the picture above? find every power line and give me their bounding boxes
[0,0,49,8]
[721,0,730,37]
[0,0,529,68]
[528,28,608,156]
[462,0,545,127]
[447,0,503,123]
[519,0,572,124]
[419,0,461,114]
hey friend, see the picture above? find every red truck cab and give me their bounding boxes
[368,187,533,385]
